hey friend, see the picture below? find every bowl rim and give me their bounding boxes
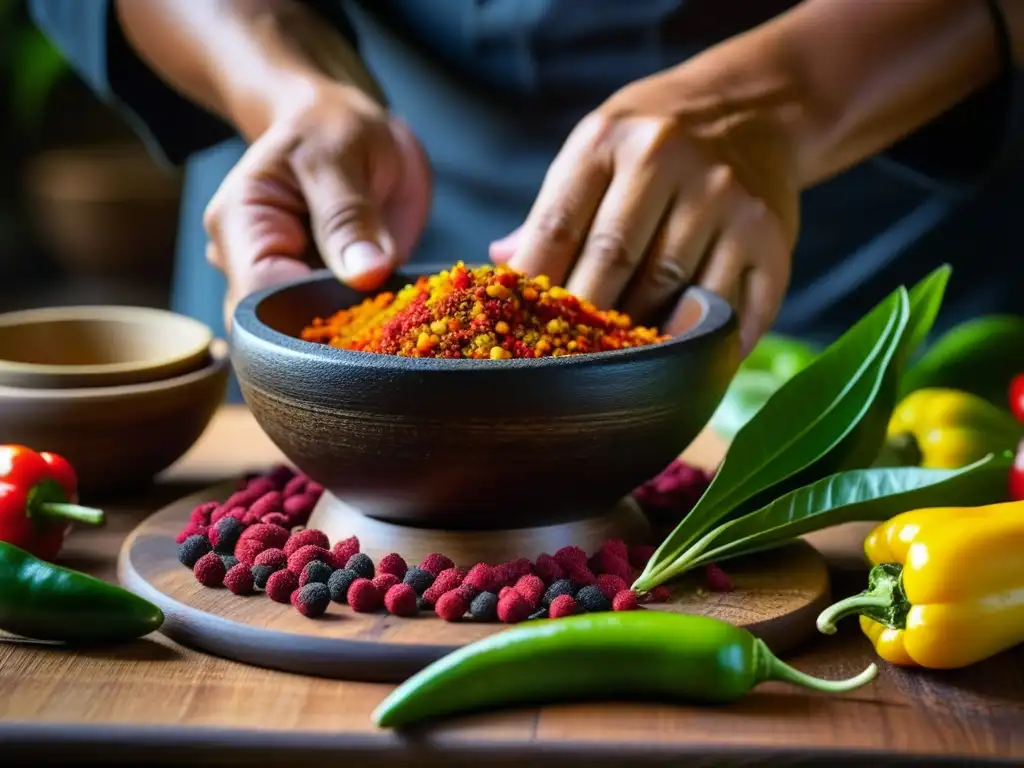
[0,338,229,401]
[0,305,214,376]
[234,268,736,372]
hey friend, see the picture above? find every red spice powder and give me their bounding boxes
[299,262,668,359]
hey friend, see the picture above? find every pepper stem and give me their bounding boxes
[28,479,105,527]
[35,501,105,526]
[754,638,877,693]
[816,562,910,635]
[816,595,891,635]
[879,432,923,467]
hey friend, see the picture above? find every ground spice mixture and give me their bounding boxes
[174,459,728,623]
[300,262,669,359]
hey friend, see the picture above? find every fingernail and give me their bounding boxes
[329,241,392,290]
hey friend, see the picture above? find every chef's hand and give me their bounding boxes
[204,82,431,330]
[490,69,800,355]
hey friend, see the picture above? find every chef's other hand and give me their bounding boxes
[490,69,800,355]
[204,83,431,330]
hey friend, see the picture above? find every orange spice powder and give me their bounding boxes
[299,262,669,359]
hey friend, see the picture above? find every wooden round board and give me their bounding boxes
[119,484,832,684]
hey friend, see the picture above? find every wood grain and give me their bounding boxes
[2,406,1022,766]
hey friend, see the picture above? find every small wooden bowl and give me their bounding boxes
[0,306,213,389]
[0,340,230,496]
[231,270,740,529]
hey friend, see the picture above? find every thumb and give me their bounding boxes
[295,163,395,292]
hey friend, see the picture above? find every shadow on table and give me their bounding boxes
[0,635,181,662]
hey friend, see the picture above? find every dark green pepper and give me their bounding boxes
[372,611,876,729]
[0,541,164,644]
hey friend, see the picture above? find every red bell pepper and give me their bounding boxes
[1011,439,1024,502]
[0,445,104,561]
[1010,374,1024,425]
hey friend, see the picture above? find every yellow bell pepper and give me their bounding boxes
[816,500,1024,669]
[884,388,1022,469]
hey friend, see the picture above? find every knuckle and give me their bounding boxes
[313,198,374,241]
[534,209,582,249]
[632,119,681,166]
[647,255,690,290]
[704,164,738,199]
[584,230,637,272]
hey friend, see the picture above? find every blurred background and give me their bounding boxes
[0,0,179,314]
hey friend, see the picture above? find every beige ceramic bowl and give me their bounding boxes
[0,305,213,389]
[0,339,230,495]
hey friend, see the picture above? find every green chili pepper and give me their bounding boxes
[0,541,164,644]
[372,611,877,729]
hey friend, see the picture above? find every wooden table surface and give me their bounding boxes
[1,405,1021,766]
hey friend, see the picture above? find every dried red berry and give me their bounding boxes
[253,547,287,571]
[612,590,639,611]
[377,552,408,579]
[249,491,284,521]
[224,563,255,595]
[498,586,515,600]
[287,545,330,574]
[372,573,400,593]
[548,593,577,619]
[646,585,672,603]
[513,574,545,608]
[532,553,564,585]
[704,563,734,593]
[266,569,299,603]
[266,464,295,489]
[627,544,655,569]
[234,538,269,566]
[189,501,218,526]
[283,492,317,521]
[599,539,628,561]
[238,523,290,550]
[175,523,208,545]
[347,578,381,613]
[305,481,325,497]
[421,567,464,606]
[463,563,496,594]
[419,553,455,576]
[435,589,469,621]
[496,591,532,624]
[383,583,418,617]
[589,551,633,583]
[210,506,246,526]
[261,512,290,527]
[282,474,308,498]
[564,561,597,587]
[193,552,226,587]
[596,574,628,600]
[331,536,360,566]
[554,546,588,569]
[284,528,330,556]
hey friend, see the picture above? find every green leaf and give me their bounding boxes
[710,334,819,440]
[901,264,951,366]
[632,288,910,591]
[677,452,1012,570]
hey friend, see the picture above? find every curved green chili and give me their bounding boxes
[373,611,876,728]
[0,541,164,644]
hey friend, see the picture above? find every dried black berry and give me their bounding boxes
[403,566,435,595]
[212,516,245,554]
[345,552,375,579]
[302,560,334,586]
[327,568,358,603]
[177,535,212,569]
[219,554,239,571]
[294,582,330,618]
[542,578,576,607]
[469,591,499,621]
[251,564,273,589]
[575,584,611,613]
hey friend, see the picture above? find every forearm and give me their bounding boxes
[114,0,382,141]
[669,0,1004,188]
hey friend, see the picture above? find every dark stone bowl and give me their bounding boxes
[231,269,740,529]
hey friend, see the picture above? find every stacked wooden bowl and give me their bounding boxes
[0,306,229,495]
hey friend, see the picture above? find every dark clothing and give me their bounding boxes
[29,0,1024,353]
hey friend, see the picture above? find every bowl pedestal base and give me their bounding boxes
[306,491,653,567]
